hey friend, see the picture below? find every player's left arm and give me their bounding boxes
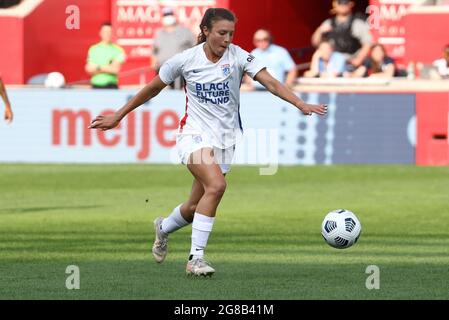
[254,69,327,116]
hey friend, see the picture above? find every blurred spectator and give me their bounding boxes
[413,0,449,5]
[433,44,449,79]
[0,75,13,123]
[245,29,297,90]
[346,44,396,78]
[151,7,196,89]
[304,40,347,78]
[311,0,372,69]
[85,22,126,89]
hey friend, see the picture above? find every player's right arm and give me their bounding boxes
[0,77,13,123]
[89,76,167,131]
[90,50,185,131]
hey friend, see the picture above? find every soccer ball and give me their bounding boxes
[321,209,362,249]
[44,72,66,88]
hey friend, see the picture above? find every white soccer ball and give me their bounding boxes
[44,72,66,88]
[321,209,362,249]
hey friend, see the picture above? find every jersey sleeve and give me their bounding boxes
[236,46,266,79]
[158,51,185,85]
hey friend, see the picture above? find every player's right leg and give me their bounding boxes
[152,179,204,263]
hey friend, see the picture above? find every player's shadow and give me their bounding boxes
[0,205,103,214]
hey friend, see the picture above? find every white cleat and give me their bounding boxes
[186,257,215,277]
[152,217,168,263]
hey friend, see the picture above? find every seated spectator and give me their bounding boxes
[346,44,396,78]
[0,75,13,123]
[304,40,347,78]
[433,44,449,79]
[311,0,372,69]
[85,22,126,89]
[245,29,297,90]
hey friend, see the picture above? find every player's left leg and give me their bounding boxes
[152,179,204,263]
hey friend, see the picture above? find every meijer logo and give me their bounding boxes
[52,109,179,160]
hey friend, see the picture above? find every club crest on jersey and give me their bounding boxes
[193,135,202,144]
[221,64,231,77]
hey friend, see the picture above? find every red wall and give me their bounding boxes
[416,93,449,166]
[23,0,111,84]
[230,0,332,56]
[0,17,24,84]
[1,0,334,85]
[403,12,449,65]
[0,0,110,84]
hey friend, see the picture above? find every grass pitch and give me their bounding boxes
[0,164,448,299]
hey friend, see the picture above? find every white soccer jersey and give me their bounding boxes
[159,43,266,148]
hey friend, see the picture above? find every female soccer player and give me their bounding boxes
[89,8,327,277]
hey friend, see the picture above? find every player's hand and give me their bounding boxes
[298,103,328,116]
[4,105,13,123]
[89,114,120,131]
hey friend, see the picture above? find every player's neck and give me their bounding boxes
[203,43,222,63]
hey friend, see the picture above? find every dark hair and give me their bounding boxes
[370,44,388,72]
[197,8,236,44]
[101,22,112,28]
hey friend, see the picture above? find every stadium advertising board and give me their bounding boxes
[0,89,415,165]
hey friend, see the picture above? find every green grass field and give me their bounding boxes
[0,164,448,300]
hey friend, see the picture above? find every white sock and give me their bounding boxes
[190,213,215,259]
[161,204,190,234]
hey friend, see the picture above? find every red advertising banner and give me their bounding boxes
[369,0,416,67]
[112,0,229,62]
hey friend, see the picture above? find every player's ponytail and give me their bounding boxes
[197,8,236,44]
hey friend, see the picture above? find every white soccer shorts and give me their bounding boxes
[176,132,235,174]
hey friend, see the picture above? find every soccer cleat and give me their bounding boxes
[186,257,215,277]
[152,217,169,263]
